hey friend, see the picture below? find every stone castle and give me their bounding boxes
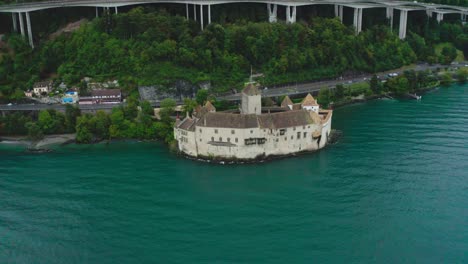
[174,83,333,160]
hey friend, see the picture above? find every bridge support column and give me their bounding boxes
[186,4,189,20]
[353,8,363,34]
[426,9,433,18]
[461,13,465,21]
[115,7,118,15]
[200,5,204,30]
[194,4,197,21]
[19,12,25,38]
[339,5,343,22]
[399,10,408,39]
[12,13,18,32]
[286,6,296,24]
[208,5,211,25]
[267,4,277,23]
[25,12,34,49]
[436,13,444,23]
[386,7,393,30]
[96,7,99,18]
[334,5,338,17]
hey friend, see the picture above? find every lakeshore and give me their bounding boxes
[0,83,467,263]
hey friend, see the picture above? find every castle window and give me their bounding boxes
[211,137,214,141]
[215,129,218,134]
[280,129,286,135]
[308,126,310,129]
[199,129,202,133]
[291,136,293,140]
[200,138,202,142]
[250,130,253,134]
[293,127,296,131]
[231,130,235,134]
[297,132,301,139]
[235,138,238,143]
[219,137,222,142]
[228,138,231,142]
[304,132,307,138]
[285,137,287,141]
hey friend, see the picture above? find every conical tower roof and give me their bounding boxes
[242,83,260,96]
[301,93,319,106]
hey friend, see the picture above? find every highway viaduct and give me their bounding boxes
[1,0,467,48]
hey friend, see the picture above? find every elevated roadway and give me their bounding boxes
[1,0,467,47]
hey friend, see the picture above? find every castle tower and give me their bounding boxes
[241,83,261,115]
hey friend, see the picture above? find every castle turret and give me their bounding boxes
[241,83,261,115]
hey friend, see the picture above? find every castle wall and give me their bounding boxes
[185,122,330,160]
[174,128,197,157]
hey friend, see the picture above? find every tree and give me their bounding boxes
[317,88,331,108]
[140,100,154,116]
[25,122,44,141]
[334,84,345,99]
[38,110,55,134]
[183,98,197,115]
[75,115,93,143]
[94,110,111,139]
[456,68,468,83]
[160,98,176,122]
[369,75,380,94]
[65,104,81,132]
[195,89,209,105]
[440,72,453,86]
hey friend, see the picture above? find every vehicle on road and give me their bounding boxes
[388,73,398,77]
[7,103,12,106]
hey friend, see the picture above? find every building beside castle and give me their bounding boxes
[174,83,333,160]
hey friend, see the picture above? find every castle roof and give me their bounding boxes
[242,83,260,96]
[191,110,319,130]
[301,93,319,107]
[178,117,197,131]
[257,110,318,129]
[204,101,216,112]
[198,112,258,129]
[281,96,294,108]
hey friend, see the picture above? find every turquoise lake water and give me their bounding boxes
[1,85,467,263]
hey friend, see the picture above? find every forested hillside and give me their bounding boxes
[0,6,467,101]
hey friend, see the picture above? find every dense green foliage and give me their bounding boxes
[316,69,443,107]
[1,7,466,103]
[0,100,175,144]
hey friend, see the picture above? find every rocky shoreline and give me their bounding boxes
[0,134,76,153]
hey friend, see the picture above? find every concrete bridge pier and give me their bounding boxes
[339,5,343,22]
[96,7,99,18]
[334,5,338,17]
[286,6,296,24]
[208,5,211,25]
[426,9,433,18]
[26,12,34,48]
[399,10,408,39]
[200,5,204,30]
[436,12,444,23]
[194,4,197,21]
[115,7,118,15]
[353,8,363,34]
[386,7,394,30]
[186,4,189,20]
[12,13,18,32]
[19,12,25,38]
[267,3,277,23]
